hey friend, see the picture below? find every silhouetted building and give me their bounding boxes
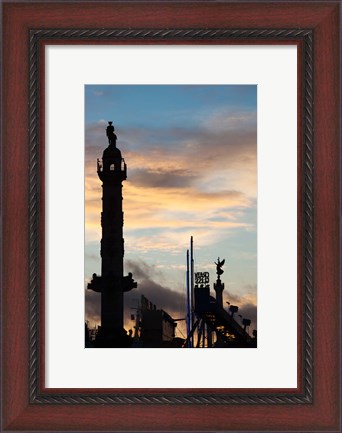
[132,295,184,348]
[141,309,176,347]
[88,122,137,347]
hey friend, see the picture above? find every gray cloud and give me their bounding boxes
[85,112,256,167]
[85,289,101,324]
[238,303,257,331]
[125,259,152,280]
[128,167,198,189]
[224,290,243,305]
[85,260,257,332]
[85,259,186,326]
[224,290,257,331]
[85,260,257,335]
[125,260,186,317]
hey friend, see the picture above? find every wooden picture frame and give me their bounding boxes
[2,2,340,432]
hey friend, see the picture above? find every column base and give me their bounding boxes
[94,327,133,348]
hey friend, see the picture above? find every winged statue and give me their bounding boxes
[215,257,225,276]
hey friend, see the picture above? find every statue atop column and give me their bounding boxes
[214,257,225,309]
[215,257,225,279]
[106,121,117,146]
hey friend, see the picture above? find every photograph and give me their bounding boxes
[84,85,257,348]
[2,2,339,431]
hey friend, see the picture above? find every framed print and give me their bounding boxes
[46,46,296,390]
[1,1,340,432]
[47,48,295,389]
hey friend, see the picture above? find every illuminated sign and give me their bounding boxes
[195,272,210,285]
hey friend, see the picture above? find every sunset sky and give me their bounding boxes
[85,85,257,337]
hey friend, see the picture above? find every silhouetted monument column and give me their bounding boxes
[214,257,225,309]
[88,122,136,347]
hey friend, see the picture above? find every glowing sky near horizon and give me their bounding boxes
[84,85,257,336]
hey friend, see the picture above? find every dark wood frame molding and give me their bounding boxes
[1,2,340,432]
